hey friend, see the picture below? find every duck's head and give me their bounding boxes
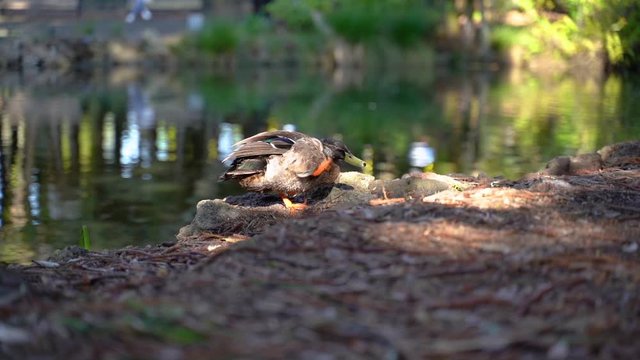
[321,138,367,169]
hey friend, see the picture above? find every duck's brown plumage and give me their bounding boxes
[219,131,365,197]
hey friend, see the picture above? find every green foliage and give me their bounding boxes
[129,311,206,344]
[79,22,96,37]
[61,305,206,345]
[195,21,239,55]
[505,0,640,69]
[613,3,640,68]
[491,25,541,54]
[388,11,434,48]
[266,0,444,47]
[332,3,443,46]
[241,15,273,37]
[175,0,640,71]
[265,0,329,31]
[530,17,581,57]
[80,225,91,250]
[61,317,93,333]
[328,6,380,44]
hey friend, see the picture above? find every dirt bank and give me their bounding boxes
[2,141,640,359]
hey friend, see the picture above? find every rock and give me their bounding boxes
[598,141,640,167]
[0,323,30,344]
[542,156,571,176]
[308,183,376,210]
[336,172,375,192]
[177,199,288,240]
[0,38,94,71]
[140,30,169,58]
[369,174,457,199]
[108,41,142,64]
[568,153,603,174]
[534,140,640,177]
[178,171,461,241]
[174,191,302,240]
[527,178,574,192]
[47,246,89,263]
[161,240,177,247]
[541,153,602,176]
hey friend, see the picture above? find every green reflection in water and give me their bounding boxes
[475,73,638,179]
[1,69,639,263]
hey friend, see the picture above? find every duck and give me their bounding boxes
[219,130,366,211]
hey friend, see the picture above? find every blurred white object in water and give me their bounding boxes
[282,124,296,132]
[409,141,435,168]
[122,84,156,177]
[187,92,204,112]
[218,123,243,163]
[187,13,205,32]
[126,0,153,23]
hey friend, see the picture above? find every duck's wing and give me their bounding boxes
[233,131,308,147]
[218,157,267,180]
[222,131,308,163]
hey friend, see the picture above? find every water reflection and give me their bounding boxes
[0,68,639,263]
[217,123,242,163]
[122,84,155,178]
[0,75,222,263]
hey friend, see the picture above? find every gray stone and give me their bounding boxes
[178,199,287,240]
[178,171,458,240]
[369,175,454,199]
[540,153,602,176]
[336,172,375,192]
[47,246,89,263]
[598,141,640,166]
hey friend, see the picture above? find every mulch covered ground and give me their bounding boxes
[2,142,640,359]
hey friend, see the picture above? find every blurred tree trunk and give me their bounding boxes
[202,0,212,12]
[308,9,364,69]
[457,0,492,58]
[477,0,490,59]
[252,0,271,14]
[460,0,474,50]
[76,0,83,17]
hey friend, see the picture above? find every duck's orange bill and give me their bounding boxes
[312,158,333,176]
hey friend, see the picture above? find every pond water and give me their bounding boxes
[1,67,639,263]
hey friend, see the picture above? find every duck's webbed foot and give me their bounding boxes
[280,195,308,213]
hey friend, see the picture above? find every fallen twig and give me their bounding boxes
[519,278,588,316]
[369,198,406,206]
[426,296,515,310]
